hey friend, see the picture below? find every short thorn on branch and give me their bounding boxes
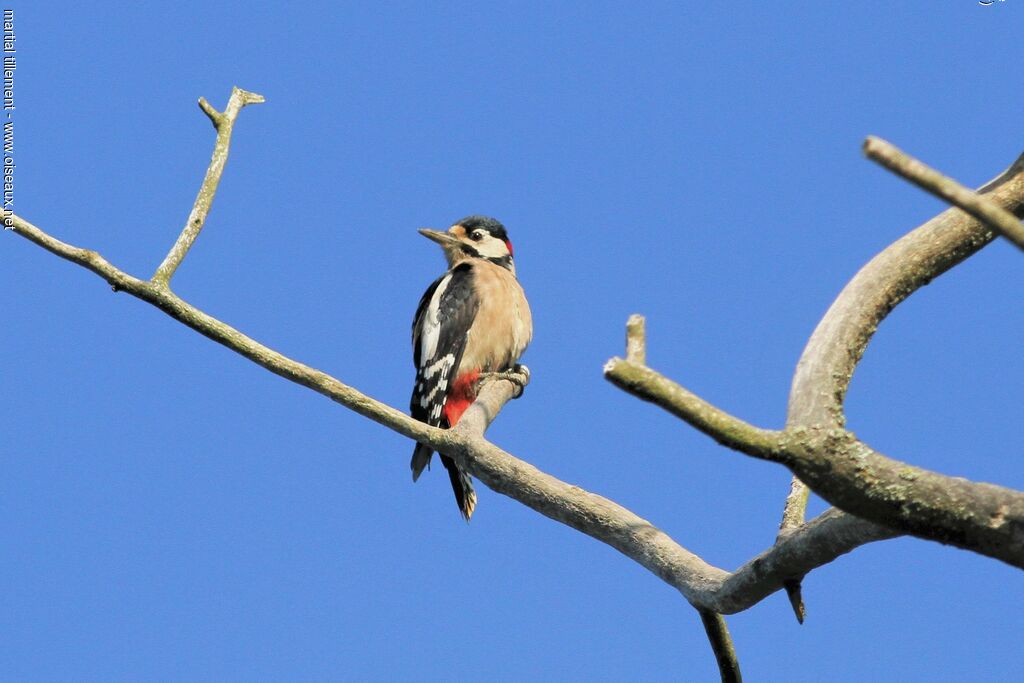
[197,97,223,128]
[863,136,1024,251]
[625,313,646,365]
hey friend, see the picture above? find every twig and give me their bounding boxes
[864,136,1024,251]
[626,313,646,364]
[699,610,742,683]
[777,479,810,623]
[782,579,805,624]
[151,87,265,286]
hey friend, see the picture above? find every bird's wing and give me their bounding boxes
[410,262,480,427]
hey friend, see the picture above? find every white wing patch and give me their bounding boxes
[419,272,452,363]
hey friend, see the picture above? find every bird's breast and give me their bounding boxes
[459,262,532,373]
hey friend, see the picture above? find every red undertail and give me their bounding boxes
[443,370,480,427]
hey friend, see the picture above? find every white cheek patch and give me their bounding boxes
[476,236,510,259]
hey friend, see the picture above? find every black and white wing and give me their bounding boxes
[409,262,479,477]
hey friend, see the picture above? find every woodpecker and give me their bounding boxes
[410,215,532,520]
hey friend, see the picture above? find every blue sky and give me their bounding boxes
[4,2,1023,680]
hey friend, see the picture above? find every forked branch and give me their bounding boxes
[152,87,265,286]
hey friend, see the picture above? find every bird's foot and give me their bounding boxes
[478,364,530,398]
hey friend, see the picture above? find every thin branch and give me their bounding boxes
[864,136,1024,251]
[782,579,805,625]
[603,357,782,458]
[717,508,897,613]
[197,96,223,128]
[777,479,811,539]
[8,213,441,448]
[7,214,898,617]
[699,610,742,683]
[151,86,265,286]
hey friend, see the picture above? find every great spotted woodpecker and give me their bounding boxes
[410,216,532,520]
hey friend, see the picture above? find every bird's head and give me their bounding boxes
[419,216,516,273]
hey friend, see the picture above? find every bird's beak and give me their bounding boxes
[418,228,462,249]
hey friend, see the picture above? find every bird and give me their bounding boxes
[410,215,533,520]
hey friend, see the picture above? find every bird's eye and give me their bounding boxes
[470,230,485,241]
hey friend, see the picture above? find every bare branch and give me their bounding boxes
[603,318,1024,568]
[776,146,1024,542]
[626,313,646,364]
[7,213,441,449]
[197,97,223,128]
[603,357,781,458]
[781,429,1024,569]
[7,214,896,617]
[152,86,265,286]
[782,579,805,625]
[698,610,742,683]
[864,136,1024,251]
[717,508,896,613]
[787,145,1024,431]
[777,479,812,539]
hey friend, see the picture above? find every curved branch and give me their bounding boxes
[776,144,1024,543]
[787,144,1024,430]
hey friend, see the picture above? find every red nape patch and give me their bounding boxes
[443,370,480,426]
[504,240,514,257]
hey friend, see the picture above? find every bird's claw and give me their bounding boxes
[478,364,530,398]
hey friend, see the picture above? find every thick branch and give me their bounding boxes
[787,144,1024,430]
[777,145,1024,536]
[152,87,264,286]
[603,334,1024,568]
[782,428,1024,568]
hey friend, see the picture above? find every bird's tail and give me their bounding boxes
[411,443,433,482]
[411,444,477,520]
[441,454,477,521]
